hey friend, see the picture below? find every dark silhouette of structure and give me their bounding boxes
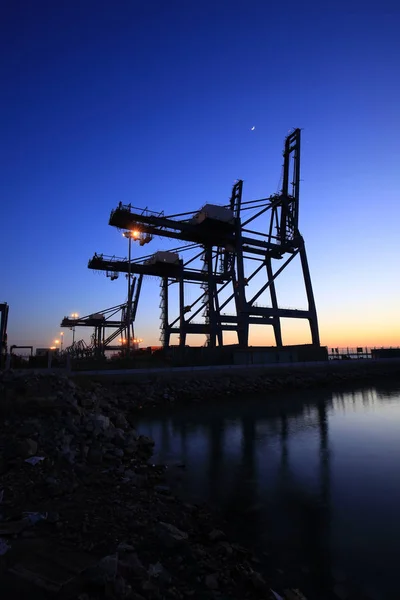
[0,302,9,364]
[88,128,320,351]
[60,280,141,357]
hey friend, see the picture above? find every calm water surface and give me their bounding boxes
[136,382,400,599]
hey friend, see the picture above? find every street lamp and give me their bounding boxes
[71,313,78,345]
[54,339,60,353]
[60,332,64,352]
[122,231,140,354]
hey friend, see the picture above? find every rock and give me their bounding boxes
[114,575,132,598]
[142,580,160,594]
[137,435,154,449]
[154,485,171,494]
[208,529,225,542]
[218,541,233,556]
[113,429,128,448]
[47,511,60,523]
[148,561,171,584]
[104,452,117,461]
[18,421,40,437]
[118,553,147,578]
[80,394,95,408]
[113,413,129,430]
[87,443,103,465]
[91,414,110,431]
[85,553,118,585]
[117,542,135,553]
[159,522,189,547]
[64,416,79,435]
[205,573,219,590]
[45,476,58,485]
[19,438,38,458]
[250,570,268,592]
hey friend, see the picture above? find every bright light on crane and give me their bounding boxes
[122,230,140,239]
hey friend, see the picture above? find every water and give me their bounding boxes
[136,381,400,599]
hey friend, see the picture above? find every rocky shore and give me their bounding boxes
[75,358,400,409]
[0,370,310,600]
[0,369,390,600]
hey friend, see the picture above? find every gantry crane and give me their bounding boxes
[60,275,142,357]
[88,129,320,350]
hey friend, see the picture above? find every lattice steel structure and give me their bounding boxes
[60,276,142,357]
[89,128,320,349]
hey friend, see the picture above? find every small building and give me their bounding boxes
[89,313,105,321]
[36,347,59,357]
[145,251,180,265]
[191,204,234,225]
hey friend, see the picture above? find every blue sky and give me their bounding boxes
[1,1,400,349]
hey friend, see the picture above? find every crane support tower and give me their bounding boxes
[89,128,320,349]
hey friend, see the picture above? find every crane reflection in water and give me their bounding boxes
[137,383,400,598]
[138,389,336,594]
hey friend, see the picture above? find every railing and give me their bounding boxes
[92,253,127,262]
[112,203,164,218]
[329,347,400,360]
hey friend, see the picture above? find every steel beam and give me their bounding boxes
[88,255,228,283]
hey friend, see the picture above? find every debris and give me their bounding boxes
[23,512,48,525]
[24,456,45,465]
[148,561,164,577]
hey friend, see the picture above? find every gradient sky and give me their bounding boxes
[1,1,400,350]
